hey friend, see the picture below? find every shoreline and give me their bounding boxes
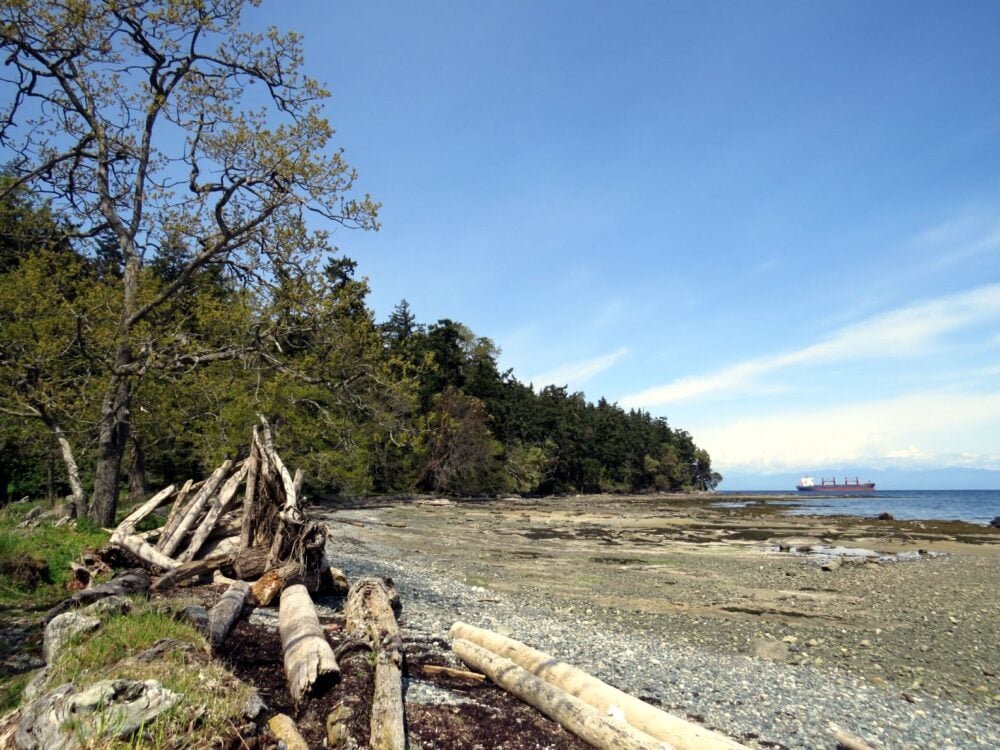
[317,493,1000,749]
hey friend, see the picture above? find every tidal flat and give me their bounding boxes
[316,493,1000,747]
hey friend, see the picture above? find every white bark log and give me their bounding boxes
[178,463,249,563]
[158,479,195,548]
[279,583,339,704]
[259,415,297,516]
[449,622,748,750]
[159,459,233,557]
[452,639,668,750]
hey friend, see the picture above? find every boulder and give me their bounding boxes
[990,516,1000,529]
[42,612,100,665]
[15,679,179,749]
[750,637,789,662]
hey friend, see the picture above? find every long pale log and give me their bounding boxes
[449,621,747,750]
[111,484,177,539]
[160,460,233,557]
[113,532,182,571]
[346,577,405,750]
[452,639,667,750]
[209,580,250,652]
[250,562,300,607]
[157,479,195,549]
[150,554,234,592]
[279,583,340,704]
[259,416,297,516]
[267,714,309,750]
[240,431,261,548]
[179,463,249,563]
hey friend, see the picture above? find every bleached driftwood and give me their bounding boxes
[452,639,667,750]
[346,577,405,750]
[109,485,181,572]
[421,664,485,682]
[179,462,249,563]
[159,459,234,557]
[208,580,250,652]
[830,725,877,750]
[157,478,199,548]
[149,554,235,592]
[279,583,339,703]
[450,621,748,750]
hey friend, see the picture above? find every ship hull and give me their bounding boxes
[796,484,875,493]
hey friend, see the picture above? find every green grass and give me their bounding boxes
[0,514,109,608]
[38,599,255,749]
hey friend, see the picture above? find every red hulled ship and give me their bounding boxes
[796,476,876,493]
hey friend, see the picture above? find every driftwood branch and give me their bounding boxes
[209,580,250,652]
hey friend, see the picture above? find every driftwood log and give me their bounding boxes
[453,639,667,750]
[209,580,250,652]
[450,621,748,750]
[831,725,877,750]
[279,582,340,704]
[44,569,152,624]
[346,577,405,750]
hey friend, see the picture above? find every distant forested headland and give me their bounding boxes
[0,0,717,526]
[0,181,719,507]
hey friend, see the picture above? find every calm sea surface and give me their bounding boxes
[715,489,1000,525]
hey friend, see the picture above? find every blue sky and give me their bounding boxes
[247,1,1000,487]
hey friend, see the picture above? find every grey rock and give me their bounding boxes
[176,604,210,635]
[42,612,100,665]
[15,679,180,749]
[132,638,196,664]
[21,669,49,703]
[750,637,790,661]
[81,594,132,618]
[242,689,267,720]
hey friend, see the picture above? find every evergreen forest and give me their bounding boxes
[0,1,720,520]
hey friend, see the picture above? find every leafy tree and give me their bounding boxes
[0,0,378,524]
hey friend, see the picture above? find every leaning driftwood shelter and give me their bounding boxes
[110,417,328,594]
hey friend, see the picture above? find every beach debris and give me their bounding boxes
[877,512,895,521]
[450,620,749,750]
[280,582,341,704]
[990,516,1000,529]
[829,723,878,750]
[346,576,405,750]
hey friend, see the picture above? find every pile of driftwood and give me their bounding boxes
[107,418,406,746]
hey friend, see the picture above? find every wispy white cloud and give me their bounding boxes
[697,391,1000,473]
[621,283,1000,408]
[908,214,1000,270]
[531,347,629,389]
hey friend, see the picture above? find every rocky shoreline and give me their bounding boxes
[316,493,1000,749]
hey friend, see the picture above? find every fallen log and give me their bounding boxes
[150,554,234,592]
[208,580,250,652]
[452,639,667,750]
[346,577,405,750]
[267,713,309,750]
[239,431,262,548]
[279,582,340,704]
[259,417,298,518]
[157,479,199,549]
[449,621,748,750]
[250,562,300,607]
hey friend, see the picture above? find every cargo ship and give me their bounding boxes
[796,476,875,493]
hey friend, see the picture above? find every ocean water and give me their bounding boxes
[715,489,1000,525]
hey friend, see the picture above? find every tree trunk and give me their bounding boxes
[128,434,148,502]
[39,412,86,517]
[90,372,132,527]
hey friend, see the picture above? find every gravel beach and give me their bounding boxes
[318,494,1000,750]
